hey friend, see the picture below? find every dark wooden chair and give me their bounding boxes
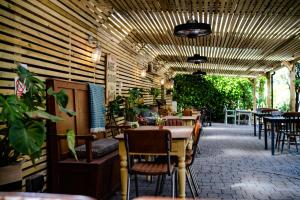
[157,120,202,198]
[46,79,120,200]
[280,112,300,153]
[185,120,202,198]
[164,119,183,126]
[124,129,176,199]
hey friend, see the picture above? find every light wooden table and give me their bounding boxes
[162,115,199,126]
[115,126,193,199]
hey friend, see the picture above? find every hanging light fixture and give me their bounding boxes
[88,35,101,63]
[141,69,146,77]
[187,54,208,64]
[160,78,165,85]
[174,18,212,38]
[192,70,207,76]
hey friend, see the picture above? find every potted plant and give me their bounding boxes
[124,88,144,127]
[149,87,160,105]
[155,115,165,130]
[0,65,76,191]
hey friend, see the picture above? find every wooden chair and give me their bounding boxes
[106,112,131,137]
[281,112,300,153]
[183,109,192,116]
[260,108,278,136]
[46,79,120,200]
[185,120,202,198]
[164,119,183,126]
[124,129,176,199]
[157,120,202,198]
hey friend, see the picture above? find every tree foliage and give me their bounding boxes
[173,74,253,121]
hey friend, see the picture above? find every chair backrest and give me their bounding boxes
[261,108,278,114]
[282,112,300,135]
[183,109,192,116]
[189,120,202,166]
[165,119,183,126]
[46,79,91,160]
[124,129,172,174]
[124,129,172,154]
[192,120,201,149]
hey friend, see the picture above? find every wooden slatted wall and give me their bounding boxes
[0,0,166,191]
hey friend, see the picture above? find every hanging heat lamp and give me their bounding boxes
[187,54,208,64]
[174,19,212,38]
[192,70,207,76]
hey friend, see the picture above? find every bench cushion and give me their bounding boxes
[75,138,118,159]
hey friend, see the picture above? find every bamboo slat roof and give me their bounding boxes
[88,0,300,77]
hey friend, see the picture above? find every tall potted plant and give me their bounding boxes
[0,65,76,191]
[149,87,160,105]
[124,88,144,127]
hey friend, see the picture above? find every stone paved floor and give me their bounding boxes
[111,123,300,200]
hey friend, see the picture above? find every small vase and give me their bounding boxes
[159,125,163,130]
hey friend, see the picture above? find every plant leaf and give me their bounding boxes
[47,88,76,116]
[8,120,46,161]
[47,88,68,108]
[60,107,76,116]
[66,129,77,160]
[25,110,62,122]
[0,94,25,124]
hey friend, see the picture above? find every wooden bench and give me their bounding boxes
[46,79,120,200]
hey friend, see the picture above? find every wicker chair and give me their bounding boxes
[164,119,183,126]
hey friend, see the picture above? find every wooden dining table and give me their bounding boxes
[115,126,193,199]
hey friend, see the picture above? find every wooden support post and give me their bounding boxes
[282,61,296,111]
[252,78,257,111]
[266,72,271,108]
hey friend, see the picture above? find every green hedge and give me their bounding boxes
[173,74,253,122]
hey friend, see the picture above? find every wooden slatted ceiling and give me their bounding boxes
[0,0,164,190]
[95,0,300,77]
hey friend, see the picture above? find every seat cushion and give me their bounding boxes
[75,138,118,159]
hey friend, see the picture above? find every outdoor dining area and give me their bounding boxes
[0,0,300,200]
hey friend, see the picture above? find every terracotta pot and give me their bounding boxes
[0,162,22,191]
[159,125,164,130]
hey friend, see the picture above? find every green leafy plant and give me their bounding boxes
[0,65,76,167]
[148,87,160,105]
[173,74,253,122]
[125,88,144,121]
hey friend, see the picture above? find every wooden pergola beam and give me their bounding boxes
[282,61,296,111]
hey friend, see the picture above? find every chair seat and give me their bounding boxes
[132,162,175,175]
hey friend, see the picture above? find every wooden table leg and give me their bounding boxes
[177,140,186,198]
[271,122,275,155]
[254,114,256,136]
[119,141,128,200]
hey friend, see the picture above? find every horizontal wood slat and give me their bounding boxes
[0,0,163,191]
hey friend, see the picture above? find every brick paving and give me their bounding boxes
[111,123,300,200]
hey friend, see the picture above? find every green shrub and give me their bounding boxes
[173,74,253,122]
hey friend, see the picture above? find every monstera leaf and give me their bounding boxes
[8,120,46,162]
[47,88,76,116]
[0,94,25,124]
[67,129,77,160]
[25,110,62,122]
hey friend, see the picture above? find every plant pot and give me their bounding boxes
[125,121,139,128]
[0,162,22,191]
[159,125,164,130]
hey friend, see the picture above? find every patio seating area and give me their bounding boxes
[0,0,300,200]
[112,123,300,200]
